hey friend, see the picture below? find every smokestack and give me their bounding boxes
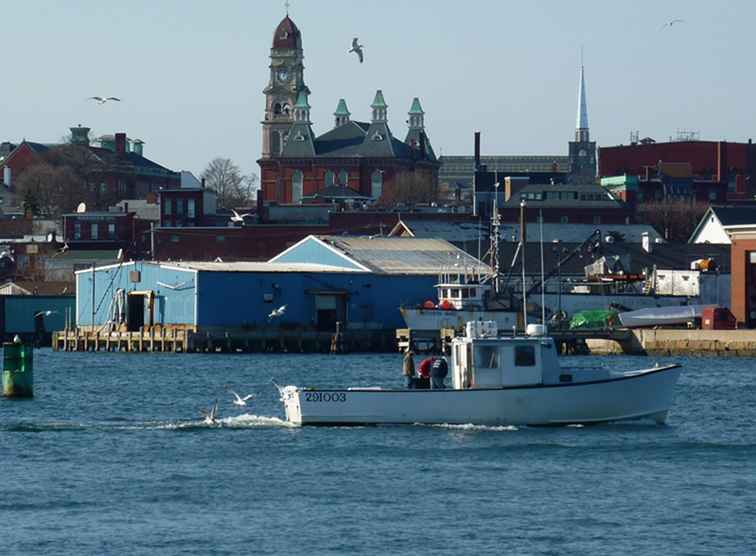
[474,131,481,169]
[115,132,127,155]
[717,141,728,184]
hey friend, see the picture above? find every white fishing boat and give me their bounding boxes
[279,321,682,427]
[399,273,518,331]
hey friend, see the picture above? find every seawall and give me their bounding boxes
[587,329,756,356]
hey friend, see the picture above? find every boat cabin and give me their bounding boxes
[435,272,491,310]
[450,321,564,388]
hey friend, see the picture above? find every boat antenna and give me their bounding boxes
[520,199,528,330]
[477,215,482,282]
[539,208,546,326]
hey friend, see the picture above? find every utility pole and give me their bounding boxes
[520,199,528,330]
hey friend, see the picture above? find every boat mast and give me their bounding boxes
[539,208,545,325]
[520,199,528,329]
[491,178,501,294]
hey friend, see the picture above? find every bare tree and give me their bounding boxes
[201,157,258,208]
[636,200,709,242]
[377,169,438,207]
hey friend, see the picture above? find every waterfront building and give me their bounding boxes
[75,236,487,333]
[689,205,756,245]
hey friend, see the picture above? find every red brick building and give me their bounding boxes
[599,140,756,203]
[257,16,439,206]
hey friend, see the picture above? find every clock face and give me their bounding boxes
[277,68,289,82]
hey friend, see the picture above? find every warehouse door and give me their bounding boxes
[315,294,346,331]
[127,294,145,331]
[748,252,756,327]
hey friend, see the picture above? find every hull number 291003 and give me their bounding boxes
[304,392,347,402]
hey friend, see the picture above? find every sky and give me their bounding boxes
[2,1,755,178]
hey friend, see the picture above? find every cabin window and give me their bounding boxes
[477,346,499,369]
[515,345,536,366]
[452,288,461,298]
[461,288,469,299]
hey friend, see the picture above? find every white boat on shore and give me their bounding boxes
[280,321,682,427]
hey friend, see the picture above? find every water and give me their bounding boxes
[2,350,755,555]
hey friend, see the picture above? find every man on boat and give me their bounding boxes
[430,356,448,389]
[402,349,416,389]
[417,356,433,389]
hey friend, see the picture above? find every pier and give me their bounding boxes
[52,326,396,354]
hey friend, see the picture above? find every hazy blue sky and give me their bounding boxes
[2,1,754,177]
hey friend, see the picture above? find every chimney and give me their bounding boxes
[717,141,728,183]
[641,232,653,253]
[115,132,127,154]
[201,178,206,189]
[123,202,129,213]
[474,131,481,169]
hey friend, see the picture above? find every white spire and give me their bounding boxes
[576,64,589,132]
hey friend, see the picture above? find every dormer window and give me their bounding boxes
[293,131,305,142]
[372,132,385,142]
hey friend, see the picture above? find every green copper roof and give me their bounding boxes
[334,98,350,116]
[294,90,310,109]
[371,90,387,108]
[408,97,424,114]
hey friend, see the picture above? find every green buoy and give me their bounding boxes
[3,337,34,398]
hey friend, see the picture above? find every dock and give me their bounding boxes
[52,326,396,354]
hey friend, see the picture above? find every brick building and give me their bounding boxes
[257,16,439,206]
[599,139,756,204]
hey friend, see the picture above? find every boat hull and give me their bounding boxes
[281,365,682,426]
[400,307,517,331]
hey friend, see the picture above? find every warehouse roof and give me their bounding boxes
[270,235,491,275]
[160,261,364,273]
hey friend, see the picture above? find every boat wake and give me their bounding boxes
[1,414,293,433]
[423,423,520,432]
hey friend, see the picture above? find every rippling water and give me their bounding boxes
[2,350,755,555]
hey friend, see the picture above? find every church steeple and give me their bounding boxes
[334,98,350,127]
[575,64,589,143]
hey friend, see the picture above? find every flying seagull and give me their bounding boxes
[227,388,255,407]
[230,209,252,223]
[267,305,287,320]
[349,37,364,63]
[199,400,220,425]
[89,96,121,104]
[660,18,684,30]
[34,310,58,318]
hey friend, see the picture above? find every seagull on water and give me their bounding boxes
[349,37,364,63]
[660,18,684,30]
[89,96,121,105]
[227,388,255,407]
[199,400,220,425]
[268,305,287,320]
[230,209,252,224]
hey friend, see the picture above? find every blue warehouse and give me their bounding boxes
[73,236,488,345]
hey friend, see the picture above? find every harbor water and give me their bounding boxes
[1,350,755,555]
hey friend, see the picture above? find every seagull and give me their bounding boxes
[227,388,255,407]
[230,209,252,223]
[34,310,58,318]
[267,304,287,320]
[660,18,684,30]
[199,400,220,425]
[349,37,364,63]
[89,96,121,105]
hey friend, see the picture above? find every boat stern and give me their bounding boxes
[279,385,303,425]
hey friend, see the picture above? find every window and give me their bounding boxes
[325,170,335,187]
[593,215,601,224]
[477,346,499,369]
[176,199,185,216]
[108,223,116,239]
[338,170,349,186]
[164,199,172,215]
[515,345,535,366]
[371,170,383,199]
[187,199,196,218]
[170,235,179,243]
[560,216,569,224]
[271,131,281,154]
[292,170,303,203]
[216,235,225,242]
[91,223,99,240]
[709,191,717,201]
[74,222,81,240]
